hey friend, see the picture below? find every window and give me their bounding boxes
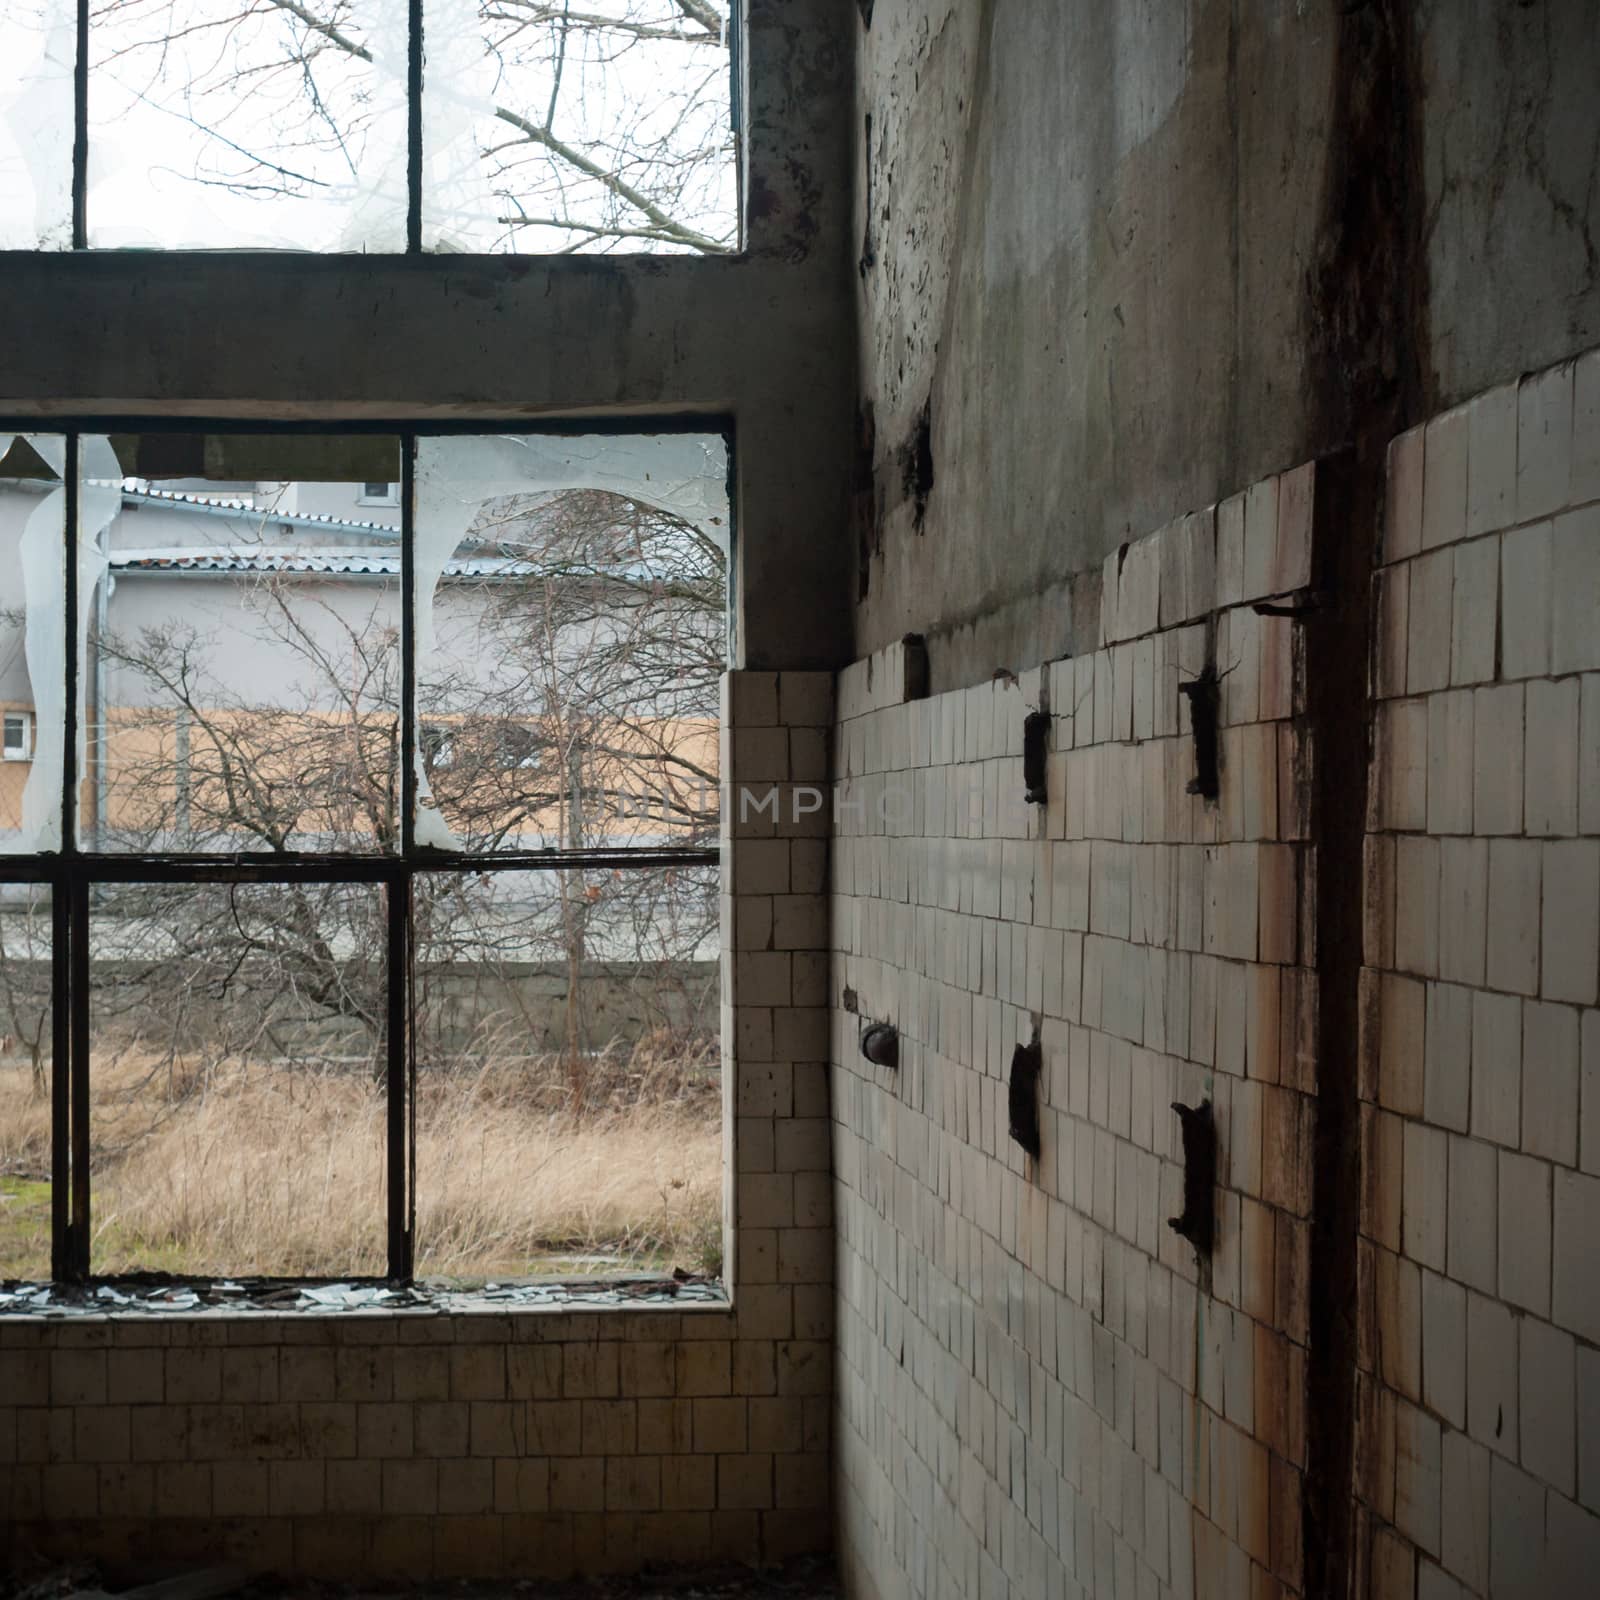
[359,481,401,508]
[3,712,31,761]
[0,423,729,1287]
[0,2,738,254]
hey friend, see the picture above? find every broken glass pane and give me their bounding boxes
[87,0,409,250]
[412,863,719,1284]
[421,0,736,254]
[0,2,75,249]
[79,434,401,852]
[89,879,388,1277]
[0,882,52,1281]
[413,433,728,852]
[0,434,66,854]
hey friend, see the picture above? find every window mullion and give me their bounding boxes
[71,0,88,248]
[48,871,71,1279]
[402,434,417,855]
[407,0,423,253]
[391,432,418,1280]
[387,867,413,1281]
[62,433,78,852]
[66,874,90,1281]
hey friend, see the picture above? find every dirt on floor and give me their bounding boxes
[2,1558,842,1600]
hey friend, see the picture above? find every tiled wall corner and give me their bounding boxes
[1358,346,1600,1597]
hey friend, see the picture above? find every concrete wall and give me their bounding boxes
[852,0,1600,684]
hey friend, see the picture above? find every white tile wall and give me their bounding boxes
[1362,349,1600,1596]
[833,345,1600,1600]
[833,468,1321,1600]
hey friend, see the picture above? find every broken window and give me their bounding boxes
[3,2,736,253]
[420,0,737,253]
[2,422,728,1290]
[0,433,67,854]
[413,432,728,852]
[79,434,403,853]
[0,4,75,249]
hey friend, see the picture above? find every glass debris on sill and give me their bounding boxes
[0,1271,725,1318]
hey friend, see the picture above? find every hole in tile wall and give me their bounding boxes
[1179,660,1222,800]
[1022,708,1051,804]
[1007,1026,1042,1161]
[1167,1099,1217,1259]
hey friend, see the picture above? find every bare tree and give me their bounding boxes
[90,0,735,252]
[0,887,51,1099]
[83,488,723,1109]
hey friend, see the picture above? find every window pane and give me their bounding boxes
[90,880,388,1277]
[87,0,408,250]
[81,434,401,852]
[0,2,75,249]
[414,433,728,852]
[0,883,52,1281]
[413,864,719,1284]
[421,0,736,254]
[0,434,66,854]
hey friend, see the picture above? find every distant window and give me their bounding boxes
[359,481,400,508]
[2,711,32,761]
[419,723,454,770]
[497,723,547,770]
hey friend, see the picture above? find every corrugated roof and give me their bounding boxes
[125,485,400,536]
[110,548,540,578]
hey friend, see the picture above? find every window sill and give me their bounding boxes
[0,1272,728,1321]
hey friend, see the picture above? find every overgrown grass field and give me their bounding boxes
[0,1036,722,1284]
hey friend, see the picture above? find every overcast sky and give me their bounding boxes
[0,0,733,252]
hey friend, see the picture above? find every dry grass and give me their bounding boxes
[0,1036,722,1283]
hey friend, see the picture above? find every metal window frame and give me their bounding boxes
[45,0,744,257]
[1,417,732,1286]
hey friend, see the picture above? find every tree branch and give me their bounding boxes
[252,0,732,250]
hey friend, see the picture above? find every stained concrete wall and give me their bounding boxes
[839,5,1600,1598]
[853,0,1600,685]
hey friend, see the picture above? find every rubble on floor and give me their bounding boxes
[3,1558,841,1600]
